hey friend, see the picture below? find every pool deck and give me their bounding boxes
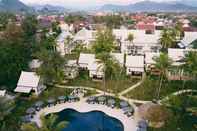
[32,98,137,131]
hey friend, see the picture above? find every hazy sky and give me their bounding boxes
[20,0,180,6]
[20,0,197,9]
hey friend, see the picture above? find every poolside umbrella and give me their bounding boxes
[107,99,115,105]
[98,96,106,102]
[120,101,129,108]
[26,107,36,114]
[68,95,75,100]
[58,96,66,101]
[88,96,96,101]
[21,115,32,123]
[137,119,148,128]
[47,98,55,104]
[123,107,134,113]
[35,101,44,107]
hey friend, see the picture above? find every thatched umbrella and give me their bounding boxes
[137,102,170,128]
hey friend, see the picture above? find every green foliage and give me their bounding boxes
[51,21,61,37]
[0,23,31,89]
[0,97,17,131]
[21,114,68,131]
[183,52,197,79]
[159,28,177,51]
[93,15,123,28]
[64,15,85,24]
[22,15,38,38]
[0,12,15,30]
[36,50,66,84]
[92,28,115,54]
[154,53,173,79]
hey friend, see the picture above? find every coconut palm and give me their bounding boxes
[127,33,135,54]
[159,28,176,51]
[153,53,173,100]
[21,114,68,131]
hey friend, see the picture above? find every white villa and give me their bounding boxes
[111,53,125,67]
[88,59,104,79]
[168,48,186,66]
[78,53,95,69]
[74,28,97,48]
[125,55,145,76]
[113,29,161,54]
[145,52,160,69]
[14,71,45,95]
[178,31,197,48]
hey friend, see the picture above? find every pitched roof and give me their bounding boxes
[111,53,124,65]
[181,31,197,47]
[145,52,160,65]
[168,48,186,62]
[113,29,161,46]
[17,71,40,88]
[78,53,95,65]
[126,55,144,68]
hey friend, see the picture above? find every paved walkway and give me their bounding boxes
[118,75,145,96]
[32,98,137,131]
[118,81,143,96]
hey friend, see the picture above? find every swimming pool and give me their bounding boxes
[55,108,124,131]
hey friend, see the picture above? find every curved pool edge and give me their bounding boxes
[32,98,137,131]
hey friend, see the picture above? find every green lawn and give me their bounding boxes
[66,70,140,94]
[124,76,197,101]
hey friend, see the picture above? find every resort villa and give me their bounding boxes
[125,55,145,76]
[111,53,125,67]
[88,59,104,79]
[64,60,79,79]
[14,71,46,95]
[78,53,95,69]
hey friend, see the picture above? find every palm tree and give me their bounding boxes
[153,53,173,100]
[183,51,197,79]
[159,28,176,52]
[21,114,68,131]
[127,33,134,54]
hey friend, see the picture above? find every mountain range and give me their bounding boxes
[0,0,31,12]
[100,1,197,12]
[1,0,197,13]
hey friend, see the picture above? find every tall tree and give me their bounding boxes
[36,50,66,84]
[154,53,172,100]
[0,23,31,89]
